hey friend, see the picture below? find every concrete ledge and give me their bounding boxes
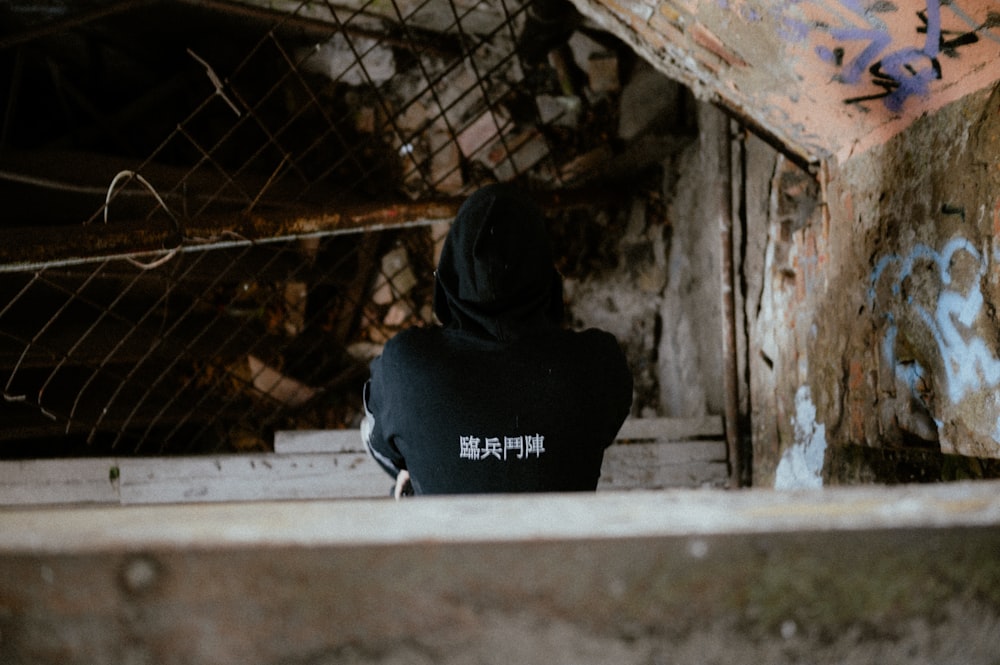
[1,482,999,665]
[1,481,998,552]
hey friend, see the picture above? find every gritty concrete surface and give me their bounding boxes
[276,602,1000,665]
[1,484,1000,664]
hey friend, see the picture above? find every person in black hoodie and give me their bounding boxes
[362,183,633,496]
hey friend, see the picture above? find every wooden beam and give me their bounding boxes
[0,451,389,506]
[599,441,726,490]
[0,1,158,50]
[271,417,726,453]
[0,458,120,505]
[0,419,728,505]
[0,198,464,272]
[616,415,723,441]
[0,187,621,271]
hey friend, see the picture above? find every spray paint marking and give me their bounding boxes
[777,1,994,112]
[870,237,1000,426]
[775,385,826,489]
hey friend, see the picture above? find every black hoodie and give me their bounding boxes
[365,184,633,494]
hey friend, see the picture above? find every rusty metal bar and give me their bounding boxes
[0,188,621,272]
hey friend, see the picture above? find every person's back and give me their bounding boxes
[363,183,633,495]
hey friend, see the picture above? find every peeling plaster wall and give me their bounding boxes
[746,135,825,486]
[749,82,1000,485]
[822,83,1000,462]
[658,102,724,418]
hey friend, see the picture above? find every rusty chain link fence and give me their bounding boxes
[0,0,635,457]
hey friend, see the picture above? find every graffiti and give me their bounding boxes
[774,385,826,489]
[778,1,997,112]
[870,237,1000,440]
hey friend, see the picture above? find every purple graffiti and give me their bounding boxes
[842,2,983,112]
[821,26,893,86]
[779,1,985,113]
[836,0,944,112]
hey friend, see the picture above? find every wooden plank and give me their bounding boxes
[273,428,364,454]
[0,457,121,505]
[598,441,728,490]
[0,453,388,506]
[616,416,723,441]
[0,434,726,506]
[273,416,726,454]
[118,452,389,504]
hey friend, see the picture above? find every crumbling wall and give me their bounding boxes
[669,79,1000,488]
[751,83,1000,486]
[657,101,724,418]
[745,142,825,488]
[824,83,1000,463]
[563,0,1000,484]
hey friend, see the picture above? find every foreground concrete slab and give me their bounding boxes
[1,482,998,664]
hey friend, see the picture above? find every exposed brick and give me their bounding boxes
[646,11,687,49]
[689,23,748,68]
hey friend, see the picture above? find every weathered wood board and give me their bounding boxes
[0,418,727,505]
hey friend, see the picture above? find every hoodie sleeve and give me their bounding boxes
[362,370,406,480]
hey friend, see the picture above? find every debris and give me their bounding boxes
[282,281,308,337]
[482,127,550,181]
[247,355,317,408]
[430,221,450,266]
[346,342,384,362]
[395,100,429,133]
[354,105,377,134]
[371,246,417,305]
[297,237,321,263]
[548,47,582,97]
[428,123,464,194]
[383,301,412,327]
[559,145,614,183]
[568,32,619,94]
[300,34,395,87]
[457,109,511,158]
[536,95,582,128]
[585,53,620,94]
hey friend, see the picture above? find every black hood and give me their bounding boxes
[434,184,564,341]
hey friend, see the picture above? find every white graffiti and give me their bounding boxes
[775,386,826,490]
[870,237,1000,415]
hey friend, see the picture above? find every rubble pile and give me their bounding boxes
[295,0,628,198]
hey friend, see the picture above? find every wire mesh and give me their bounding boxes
[0,0,628,456]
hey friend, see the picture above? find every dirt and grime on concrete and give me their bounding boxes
[4,486,999,665]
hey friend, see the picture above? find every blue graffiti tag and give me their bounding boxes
[870,238,1000,413]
